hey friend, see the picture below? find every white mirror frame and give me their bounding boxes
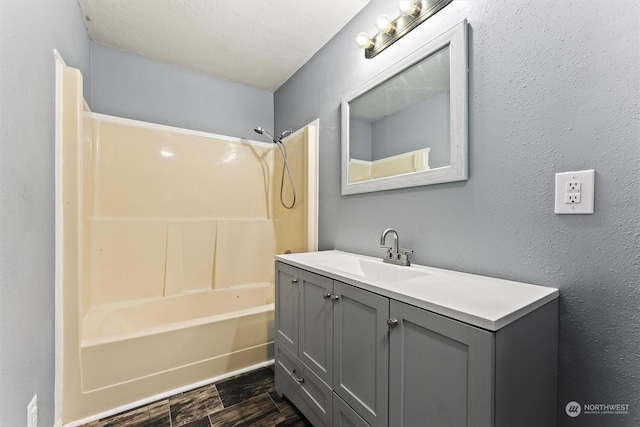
[341,19,468,195]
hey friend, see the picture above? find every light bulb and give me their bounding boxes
[398,1,412,14]
[355,32,373,49]
[375,14,392,31]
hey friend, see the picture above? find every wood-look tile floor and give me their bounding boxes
[81,367,311,427]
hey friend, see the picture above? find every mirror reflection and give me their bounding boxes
[348,46,450,183]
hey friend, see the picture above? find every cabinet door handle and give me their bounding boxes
[387,318,398,329]
[323,293,340,301]
[290,369,304,384]
[291,279,298,284]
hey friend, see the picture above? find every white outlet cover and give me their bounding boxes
[555,170,595,214]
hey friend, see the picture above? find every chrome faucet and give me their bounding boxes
[380,228,412,266]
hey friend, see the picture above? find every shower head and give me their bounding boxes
[253,126,276,142]
[279,129,293,140]
[253,126,294,144]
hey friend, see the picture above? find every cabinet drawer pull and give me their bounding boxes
[387,318,398,329]
[290,369,304,384]
[323,292,332,300]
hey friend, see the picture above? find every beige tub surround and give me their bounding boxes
[272,125,318,254]
[80,286,275,392]
[56,58,317,423]
[87,218,279,305]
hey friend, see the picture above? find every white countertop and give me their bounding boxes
[275,250,558,331]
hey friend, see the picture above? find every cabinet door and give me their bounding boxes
[333,392,371,427]
[389,300,495,427]
[275,262,299,355]
[299,270,334,385]
[333,281,389,427]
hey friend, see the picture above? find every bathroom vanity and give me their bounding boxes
[274,250,559,427]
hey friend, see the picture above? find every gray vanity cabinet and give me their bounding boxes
[275,259,558,427]
[333,281,389,427]
[274,262,334,426]
[388,300,494,427]
[275,263,334,380]
[275,262,389,427]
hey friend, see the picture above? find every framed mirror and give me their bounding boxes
[341,19,468,195]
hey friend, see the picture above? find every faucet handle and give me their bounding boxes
[398,248,413,266]
[380,245,393,259]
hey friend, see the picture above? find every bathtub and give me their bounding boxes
[80,283,274,392]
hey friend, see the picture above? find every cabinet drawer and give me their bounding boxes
[275,341,333,427]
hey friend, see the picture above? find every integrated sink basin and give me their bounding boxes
[276,249,560,331]
[319,257,429,283]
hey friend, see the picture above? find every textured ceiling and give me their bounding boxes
[78,0,371,92]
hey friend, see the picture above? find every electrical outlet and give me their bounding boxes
[565,179,582,204]
[566,180,581,192]
[565,193,581,204]
[27,395,37,427]
[555,170,595,214]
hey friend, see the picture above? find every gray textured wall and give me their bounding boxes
[275,1,640,426]
[90,43,274,139]
[0,0,91,425]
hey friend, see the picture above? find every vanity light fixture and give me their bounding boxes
[357,0,453,59]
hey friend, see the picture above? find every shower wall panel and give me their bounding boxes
[92,120,272,218]
[86,118,278,308]
[272,127,311,255]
